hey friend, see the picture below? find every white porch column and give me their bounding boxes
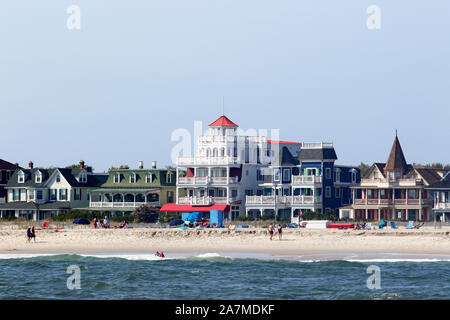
[176,187,179,204]
[226,166,230,184]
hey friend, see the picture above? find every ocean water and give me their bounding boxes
[0,252,449,300]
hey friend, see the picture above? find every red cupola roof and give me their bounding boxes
[208,115,238,127]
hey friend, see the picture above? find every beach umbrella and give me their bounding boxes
[169,219,184,226]
[73,218,91,225]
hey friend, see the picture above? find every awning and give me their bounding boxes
[160,203,229,212]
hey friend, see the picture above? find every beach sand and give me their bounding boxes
[1,225,450,256]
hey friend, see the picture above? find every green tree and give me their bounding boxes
[358,162,371,178]
[132,204,159,223]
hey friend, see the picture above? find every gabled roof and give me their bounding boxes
[412,168,443,185]
[272,147,299,167]
[0,159,21,170]
[384,136,408,173]
[208,115,238,127]
[427,171,450,190]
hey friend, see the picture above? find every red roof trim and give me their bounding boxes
[160,203,230,212]
[208,115,238,127]
[267,140,301,145]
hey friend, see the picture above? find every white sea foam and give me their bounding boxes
[0,253,59,260]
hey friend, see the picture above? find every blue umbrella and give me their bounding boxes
[169,219,184,226]
[187,212,203,222]
[73,218,90,225]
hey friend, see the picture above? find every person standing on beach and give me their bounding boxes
[26,227,32,243]
[31,226,36,242]
[277,224,282,240]
[93,217,98,229]
[268,224,274,240]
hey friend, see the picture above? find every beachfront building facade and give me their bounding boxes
[245,143,360,223]
[349,136,446,221]
[160,115,301,220]
[0,161,107,220]
[87,161,177,216]
[426,172,450,223]
[0,159,21,204]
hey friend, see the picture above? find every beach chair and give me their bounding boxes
[378,220,387,229]
[414,222,424,229]
[406,221,415,229]
[365,222,372,230]
[390,221,398,229]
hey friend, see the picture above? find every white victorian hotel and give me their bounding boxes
[171,115,300,220]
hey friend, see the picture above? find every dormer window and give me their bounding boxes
[56,174,61,183]
[18,171,25,183]
[79,172,87,183]
[114,173,120,183]
[146,173,152,183]
[130,173,136,183]
[35,172,42,183]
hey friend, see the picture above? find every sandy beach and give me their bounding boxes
[1,224,450,256]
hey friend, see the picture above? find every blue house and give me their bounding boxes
[245,142,360,222]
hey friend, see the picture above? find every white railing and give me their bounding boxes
[353,198,427,206]
[178,176,239,185]
[246,195,322,205]
[360,178,424,187]
[177,156,239,166]
[301,142,333,149]
[90,201,160,208]
[292,175,322,185]
[436,203,450,210]
[177,196,230,205]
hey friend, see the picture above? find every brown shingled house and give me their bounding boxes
[349,136,446,221]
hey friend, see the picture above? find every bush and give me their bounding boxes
[110,213,135,223]
[133,205,159,223]
[50,210,94,222]
[159,213,181,224]
[234,215,255,221]
[0,216,18,221]
[261,212,275,221]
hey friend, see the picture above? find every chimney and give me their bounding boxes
[28,161,34,169]
[152,161,157,169]
[138,161,144,169]
[79,160,85,169]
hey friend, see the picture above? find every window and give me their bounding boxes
[36,190,43,200]
[79,173,87,183]
[256,169,263,181]
[50,189,57,201]
[167,191,174,203]
[74,189,81,201]
[6,171,10,180]
[18,172,25,183]
[167,172,173,183]
[114,174,120,183]
[231,189,238,198]
[351,171,357,183]
[395,171,401,179]
[283,169,290,181]
[334,171,340,182]
[29,190,35,200]
[146,173,152,183]
[130,173,136,183]
[335,187,341,198]
[12,189,19,201]
[35,172,42,183]
[56,174,61,183]
[274,169,281,181]
[325,168,331,179]
[59,189,68,201]
[325,187,331,198]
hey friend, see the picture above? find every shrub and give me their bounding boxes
[261,212,275,221]
[159,213,181,224]
[49,210,94,222]
[132,205,159,223]
[234,215,255,221]
[110,213,135,223]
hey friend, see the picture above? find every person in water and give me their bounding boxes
[268,224,274,240]
[277,224,283,240]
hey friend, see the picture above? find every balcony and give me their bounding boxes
[178,176,239,185]
[90,201,160,208]
[177,156,239,166]
[360,178,424,188]
[177,196,231,205]
[353,198,428,206]
[436,203,450,210]
[246,195,322,206]
[292,175,322,186]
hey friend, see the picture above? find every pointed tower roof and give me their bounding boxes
[208,115,238,127]
[384,135,408,173]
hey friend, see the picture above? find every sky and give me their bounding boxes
[1,0,449,172]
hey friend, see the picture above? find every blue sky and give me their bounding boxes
[1,1,449,172]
